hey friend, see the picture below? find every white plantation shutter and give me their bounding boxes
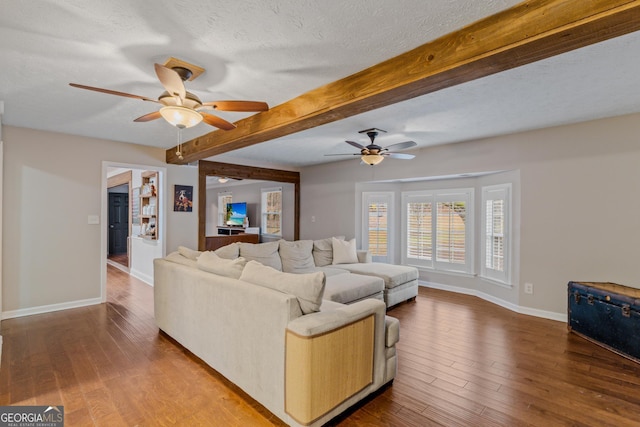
[407,201,432,262]
[368,202,388,256]
[481,184,511,284]
[362,192,393,263]
[403,189,473,273]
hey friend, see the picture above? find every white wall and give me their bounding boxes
[2,126,198,317]
[300,112,640,317]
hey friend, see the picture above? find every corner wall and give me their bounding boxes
[300,112,640,317]
[2,126,198,317]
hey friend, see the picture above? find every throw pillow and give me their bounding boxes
[197,251,247,279]
[178,246,201,261]
[332,237,359,264]
[239,260,325,314]
[165,251,198,268]
[312,236,345,267]
[238,241,282,271]
[279,240,315,273]
[214,243,239,260]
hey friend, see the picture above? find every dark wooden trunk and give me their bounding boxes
[568,281,640,363]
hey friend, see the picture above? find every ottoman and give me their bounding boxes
[334,263,419,308]
[323,273,385,304]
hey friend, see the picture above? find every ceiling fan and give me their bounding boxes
[325,128,417,165]
[69,58,269,130]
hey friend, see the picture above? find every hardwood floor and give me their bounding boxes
[2,267,640,426]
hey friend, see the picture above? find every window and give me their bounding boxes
[402,189,474,274]
[481,184,511,285]
[362,192,393,263]
[217,192,232,226]
[261,187,282,236]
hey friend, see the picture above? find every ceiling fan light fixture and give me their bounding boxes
[218,177,229,183]
[361,154,384,166]
[160,105,202,129]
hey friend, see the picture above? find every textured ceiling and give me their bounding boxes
[1,1,639,168]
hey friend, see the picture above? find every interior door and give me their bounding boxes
[108,192,129,255]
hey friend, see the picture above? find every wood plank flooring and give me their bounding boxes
[2,266,640,426]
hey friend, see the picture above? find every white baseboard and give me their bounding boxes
[1,297,103,320]
[129,268,154,286]
[420,281,567,323]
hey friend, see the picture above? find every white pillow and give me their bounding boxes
[214,243,239,260]
[197,251,247,279]
[178,246,202,261]
[239,261,325,314]
[312,236,345,267]
[332,237,359,264]
[165,251,198,268]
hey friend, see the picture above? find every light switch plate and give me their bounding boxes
[88,215,100,225]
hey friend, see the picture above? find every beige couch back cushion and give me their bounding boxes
[238,241,282,270]
[239,260,325,314]
[279,240,315,273]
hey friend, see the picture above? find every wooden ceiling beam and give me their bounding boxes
[167,0,640,164]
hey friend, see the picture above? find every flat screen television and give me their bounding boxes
[225,202,247,226]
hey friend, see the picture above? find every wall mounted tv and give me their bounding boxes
[225,202,247,226]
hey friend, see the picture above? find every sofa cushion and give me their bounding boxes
[214,243,239,260]
[165,251,198,268]
[312,236,344,267]
[178,246,202,260]
[197,251,247,279]
[279,240,315,273]
[323,273,384,304]
[335,263,419,289]
[239,260,325,314]
[313,266,351,277]
[385,315,400,347]
[332,238,359,265]
[238,241,282,270]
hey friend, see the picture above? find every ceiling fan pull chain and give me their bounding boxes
[176,128,184,160]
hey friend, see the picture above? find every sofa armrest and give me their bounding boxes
[285,299,386,424]
[357,250,372,263]
[287,298,384,337]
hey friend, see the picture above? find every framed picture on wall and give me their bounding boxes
[174,185,193,212]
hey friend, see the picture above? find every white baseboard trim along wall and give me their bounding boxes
[1,297,103,320]
[419,281,567,323]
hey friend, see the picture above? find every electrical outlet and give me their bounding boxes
[524,282,534,294]
[311,216,316,223]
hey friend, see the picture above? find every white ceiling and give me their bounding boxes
[1,1,640,169]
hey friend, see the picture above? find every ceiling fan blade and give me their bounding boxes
[133,111,162,122]
[383,141,417,151]
[201,100,269,112]
[385,152,415,160]
[154,63,186,101]
[345,140,366,150]
[201,113,237,130]
[69,83,159,103]
[324,153,361,156]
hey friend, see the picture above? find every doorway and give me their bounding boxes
[108,190,129,268]
[101,162,166,303]
[107,170,132,271]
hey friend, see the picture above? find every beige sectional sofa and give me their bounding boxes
[153,238,418,425]
[154,242,400,426]
[231,237,419,308]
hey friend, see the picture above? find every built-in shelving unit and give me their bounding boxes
[139,171,158,240]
